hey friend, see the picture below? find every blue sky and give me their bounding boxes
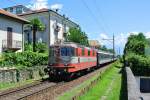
[1,0,150,54]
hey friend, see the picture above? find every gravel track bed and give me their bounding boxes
[0,81,56,100]
[0,64,111,100]
[25,65,111,100]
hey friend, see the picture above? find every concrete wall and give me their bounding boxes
[126,67,142,100]
[0,17,23,53]
[0,66,46,83]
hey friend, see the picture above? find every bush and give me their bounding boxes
[126,53,150,76]
[35,42,48,53]
[0,51,48,68]
[24,42,47,53]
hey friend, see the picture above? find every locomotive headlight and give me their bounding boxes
[64,63,68,66]
[49,63,53,66]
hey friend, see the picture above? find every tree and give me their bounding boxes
[67,27,89,46]
[28,18,45,52]
[124,33,148,55]
[100,45,107,51]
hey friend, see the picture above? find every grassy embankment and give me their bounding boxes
[58,61,127,100]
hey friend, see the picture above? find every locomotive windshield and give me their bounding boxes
[61,47,75,56]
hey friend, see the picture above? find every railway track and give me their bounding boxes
[0,63,113,100]
[0,79,62,100]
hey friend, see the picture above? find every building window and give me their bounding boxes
[9,7,13,12]
[16,7,22,14]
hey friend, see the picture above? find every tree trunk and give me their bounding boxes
[33,29,36,52]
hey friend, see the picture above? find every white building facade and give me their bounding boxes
[0,9,28,53]
[18,9,78,46]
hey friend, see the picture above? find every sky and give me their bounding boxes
[1,0,150,54]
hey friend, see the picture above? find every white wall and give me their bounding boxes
[0,17,23,53]
[20,11,78,45]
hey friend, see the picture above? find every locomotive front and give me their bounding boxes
[46,44,76,76]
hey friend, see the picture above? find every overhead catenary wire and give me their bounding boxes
[81,0,108,33]
[93,0,112,33]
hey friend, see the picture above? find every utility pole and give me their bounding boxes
[102,34,115,61]
[113,34,115,61]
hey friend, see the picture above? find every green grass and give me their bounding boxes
[57,63,115,100]
[79,65,120,100]
[58,61,127,100]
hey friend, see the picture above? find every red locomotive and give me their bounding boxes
[45,42,114,80]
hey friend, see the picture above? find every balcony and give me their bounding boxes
[2,40,22,51]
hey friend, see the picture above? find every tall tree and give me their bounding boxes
[124,33,148,55]
[28,18,45,52]
[67,27,89,46]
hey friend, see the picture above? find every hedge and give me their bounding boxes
[0,51,48,68]
[126,53,150,76]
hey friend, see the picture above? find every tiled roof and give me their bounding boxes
[0,9,29,23]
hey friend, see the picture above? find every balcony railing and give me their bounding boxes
[2,40,22,50]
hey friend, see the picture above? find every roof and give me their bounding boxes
[0,9,29,23]
[18,9,78,26]
[89,40,100,47]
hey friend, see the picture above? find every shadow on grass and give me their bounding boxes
[119,67,128,100]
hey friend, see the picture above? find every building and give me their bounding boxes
[0,9,29,53]
[3,5,31,14]
[18,8,79,46]
[88,40,101,49]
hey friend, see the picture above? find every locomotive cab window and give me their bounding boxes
[61,47,75,56]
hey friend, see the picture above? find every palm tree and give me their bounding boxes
[28,18,45,52]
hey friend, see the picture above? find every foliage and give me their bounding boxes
[124,33,148,55]
[99,45,114,53]
[29,18,45,31]
[67,28,89,46]
[24,42,47,53]
[126,53,150,76]
[99,45,107,51]
[27,18,45,52]
[123,33,150,76]
[24,42,33,52]
[35,42,48,53]
[0,51,48,67]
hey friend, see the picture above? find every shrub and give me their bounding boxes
[126,53,150,76]
[24,42,47,53]
[0,51,48,67]
[35,42,48,53]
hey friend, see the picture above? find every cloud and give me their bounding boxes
[27,0,49,10]
[50,4,63,11]
[145,32,150,38]
[99,33,112,46]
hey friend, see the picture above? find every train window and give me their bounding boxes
[61,47,75,56]
[88,50,90,56]
[61,47,67,56]
[70,47,75,56]
[82,48,84,56]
